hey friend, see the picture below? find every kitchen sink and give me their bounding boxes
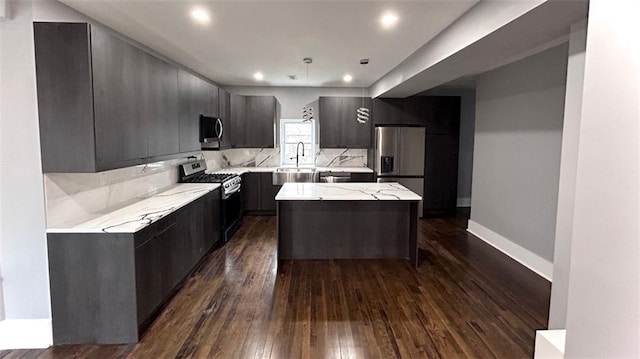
[273,167,319,185]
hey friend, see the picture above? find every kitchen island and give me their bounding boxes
[276,182,422,266]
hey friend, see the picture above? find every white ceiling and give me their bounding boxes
[61,0,478,87]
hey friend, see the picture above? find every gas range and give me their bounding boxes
[179,160,241,199]
[179,159,243,243]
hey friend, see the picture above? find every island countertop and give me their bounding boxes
[47,183,220,234]
[275,182,421,201]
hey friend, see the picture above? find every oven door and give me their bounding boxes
[221,189,242,242]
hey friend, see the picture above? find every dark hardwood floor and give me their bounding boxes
[1,210,550,358]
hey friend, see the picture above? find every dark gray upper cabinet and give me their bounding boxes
[428,96,461,135]
[178,69,218,153]
[144,53,179,157]
[218,89,232,149]
[33,22,216,173]
[319,97,372,148]
[230,95,279,148]
[91,26,149,165]
[373,96,461,134]
[372,98,408,125]
[209,84,220,118]
[34,23,96,173]
[230,94,246,147]
[246,96,278,148]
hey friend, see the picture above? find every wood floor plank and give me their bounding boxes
[2,209,550,359]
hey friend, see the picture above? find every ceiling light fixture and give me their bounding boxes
[302,57,314,122]
[343,74,353,83]
[253,72,264,81]
[380,12,399,29]
[356,59,370,125]
[190,7,211,25]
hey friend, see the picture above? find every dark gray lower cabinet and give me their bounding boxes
[242,172,279,215]
[242,173,261,212]
[277,200,418,267]
[48,189,221,344]
[350,172,375,182]
[424,134,459,216]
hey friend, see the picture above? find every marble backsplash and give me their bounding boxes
[203,148,368,168]
[45,148,368,228]
[315,148,368,167]
[43,157,203,228]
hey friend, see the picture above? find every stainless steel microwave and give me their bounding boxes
[200,115,223,150]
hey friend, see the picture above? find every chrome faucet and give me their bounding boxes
[290,141,305,167]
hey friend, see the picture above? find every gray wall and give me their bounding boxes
[470,43,568,262]
[547,20,586,330]
[420,87,476,206]
[0,0,51,320]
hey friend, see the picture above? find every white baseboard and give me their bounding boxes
[0,319,52,350]
[456,197,471,207]
[467,220,553,281]
[534,329,566,358]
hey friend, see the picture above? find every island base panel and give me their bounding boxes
[277,201,418,265]
[48,233,139,344]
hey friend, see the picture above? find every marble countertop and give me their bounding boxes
[212,166,374,175]
[212,167,278,175]
[47,183,220,234]
[275,182,421,201]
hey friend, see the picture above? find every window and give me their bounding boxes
[280,119,315,166]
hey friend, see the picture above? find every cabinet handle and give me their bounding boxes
[216,118,223,139]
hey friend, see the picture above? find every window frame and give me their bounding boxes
[279,118,316,166]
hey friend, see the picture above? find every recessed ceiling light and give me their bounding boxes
[380,12,399,29]
[343,74,353,82]
[190,7,211,25]
[254,72,264,81]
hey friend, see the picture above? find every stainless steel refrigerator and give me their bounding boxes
[375,126,425,217]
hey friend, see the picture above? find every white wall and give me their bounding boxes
[0,0,5,321]
[547,20,587,330]
[226,86,364,120]
[563,0,640,356]
[1,0,102,349]
[0,0,50,322]
[469,43,568,275]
